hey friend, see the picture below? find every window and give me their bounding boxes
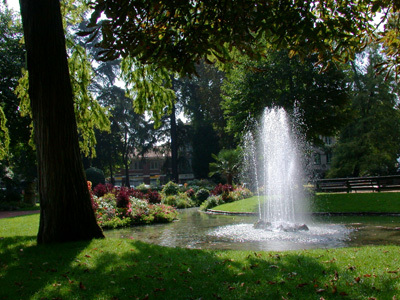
[326,152,332,164]
[150,161,159,170]
[323,136,332,145]
[134,161,143,170]
[314,153,321,165]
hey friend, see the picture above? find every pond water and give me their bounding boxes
[105,208,400,251]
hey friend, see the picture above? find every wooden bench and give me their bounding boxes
[316,175,400,193]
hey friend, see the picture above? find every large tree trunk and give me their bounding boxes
[19,0,104,243]
[170,103,179,183]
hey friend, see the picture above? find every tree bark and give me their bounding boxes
[124,161,130,188]
[19,0,104,243]
[170,102,179,183]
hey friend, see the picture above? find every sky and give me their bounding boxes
[6,0,19,11]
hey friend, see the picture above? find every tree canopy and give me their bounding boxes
[81,0,383,123]
[86,0,375,73]
[327,46,400,177]
[221,50,352,143]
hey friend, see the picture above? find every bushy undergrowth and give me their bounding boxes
[89,181,252,222]
[200,186,253,210]
[162,193,195,208]
[88,183,177,229]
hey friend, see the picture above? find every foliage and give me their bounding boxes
[375,6,400,81]
[185,179,215,191]
[121,57,175,126]
[327,47,400,177]
[185,188,195,199]
[209,149,241,185]
[195,188,210,203]
[174,62,228,177]
[161,181,180,196]
[80,0,381,129]
[221,50,352,143]
[0,106,9,160]
[211,184,234,196]
[200,195,224,211]
[162,193,195,209]
[68,43,111,157]
[135,183,152,192]
[87,1,374,76]
[229,186,253,201]
[0,7,36,189]
[92,183,110,197]
[0,6,23,159]
[15,39,111,160]
[145,190,162,204]
[191,123,220,179]
[85,167,105,189]
[94,192,177,229]
[0,200,37,211]
[116,187,130,208]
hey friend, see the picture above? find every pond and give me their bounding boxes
[105,208,400,251]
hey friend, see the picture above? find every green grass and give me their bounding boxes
[1,214,400,299]
[211,196,261,213]
[214,192,400,214]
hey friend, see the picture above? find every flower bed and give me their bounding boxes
[88,183,178,229]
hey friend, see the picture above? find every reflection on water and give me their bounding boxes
[104,208,400,251]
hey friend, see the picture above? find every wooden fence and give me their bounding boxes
[315,175,400,193]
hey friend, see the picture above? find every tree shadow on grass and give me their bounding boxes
[1,238,399,300]
[0,236,91,299]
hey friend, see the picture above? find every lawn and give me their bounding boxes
[1,213,400,299]
[213,192,400,214]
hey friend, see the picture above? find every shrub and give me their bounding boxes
[150,204,178,223]
[116,187,130,208]
[185,188,195,199]
[136,183,152,192]
[162,195,177,207]
[232,186,253,200]
[130,189,145,200]
[85,167,105,188]
[146,190,162,204]
[200,195,224,210]
[195,188,210,202]
[162,193,194,208]
[101,192,117,204]
[186,179,215,191]
[162,181,179,196]
[93,183,108,197]
[175,193,195,208]
[212,183,234,196]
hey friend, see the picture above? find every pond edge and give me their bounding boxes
[205,209,400,217]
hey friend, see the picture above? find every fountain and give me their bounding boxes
[254,107,309,232]
[108,107,370,251]
[204,106,353,250]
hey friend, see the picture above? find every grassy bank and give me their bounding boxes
[214,192,400,214]
[1,214,400,299]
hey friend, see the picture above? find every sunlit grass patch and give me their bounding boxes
[214,192,400,214]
